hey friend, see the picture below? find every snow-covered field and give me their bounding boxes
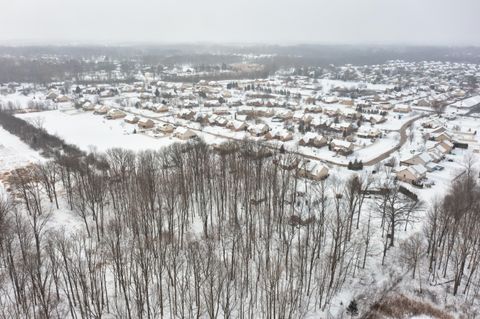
[17,110,176,152]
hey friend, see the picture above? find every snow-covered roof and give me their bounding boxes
[331,139,352,148]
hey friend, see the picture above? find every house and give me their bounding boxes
[323,107,340,117]
[298,161,329,181]
[94,105,110,115]
[227,120,248,132]
[396,165,427,184]
[182,99,198,108]
[204,99,222,107]
[56,95,71,103]
[427,149,444,162]
[421,119,443,129]
[311,117,332,129]
[100,89,116,98]
[156,123,175,134]
[429,144,448,157]
[357,127,382,139]
[227,98,243,107]
[323,96,339,104]
[177,109,195,120]
[401,152,432,166]
[305,105,323,113]
[215,117,229,127]
[139,92,154,100]
[248,124,270,137]
[393,104,412,113]
[124,115,140,124]
[339,98,354,106]
[82,101,95,111]
[106,109,126,120]
[330,139,354,155]
[380,103,394,110]
[46,91,58,100]
[301,114,314,123]
[213,107,231,115]
[276,110,294,120]
[416,98,432,107]
[174,127,197,140]
[340,108,358,119]
[154,105,169,113]
[430,132,452,143]
[138,118,155,129]
[194,112,209,123]
[439,140,454,153]
[265,129,293,142]
[299,133,328,148]
[366,114,387,124]
[207,114,220,125]
[331,122,356,135]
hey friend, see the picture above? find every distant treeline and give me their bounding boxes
[0,44,479,83]
[161,69,271,82]
[0,57,116,83]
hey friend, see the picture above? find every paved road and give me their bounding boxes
[363,114,425,166]
[123,108,425,168]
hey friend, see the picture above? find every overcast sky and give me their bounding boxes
[0,0,479,46]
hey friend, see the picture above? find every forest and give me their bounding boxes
[0,131,478,318]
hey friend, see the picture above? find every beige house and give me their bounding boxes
[156,123,175,134]
[357,127,382,139]
[265,129,293,142]
[177,109,195,120]
[227,120,248,132]
[400,152,433,166]
[82,101,95,111]
[124,115,140,124]
[299,161,329,181]
[330,139,354,155]
[367,114,387,124]
[299,132,327,148]
[154,105,169,113]
[439,140,454,153]
[106,109,126,120]
[174,127,197,140]
[305,105,323,113]
[248,124,270,136]
[430,132,452,143]
[94,105,110,115]
[396,165,427,184]
[56,95,71,103]
[138,118,155,129]
[393,104,412,113]
[46,91,58,100]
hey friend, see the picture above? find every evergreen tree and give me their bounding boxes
[346,299,359,317]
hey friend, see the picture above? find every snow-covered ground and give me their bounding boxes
[0,126,43,173]
[16,110,177,152]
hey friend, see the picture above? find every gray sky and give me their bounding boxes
[1,0,479,46]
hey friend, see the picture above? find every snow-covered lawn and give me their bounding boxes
[16,110,176,152]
